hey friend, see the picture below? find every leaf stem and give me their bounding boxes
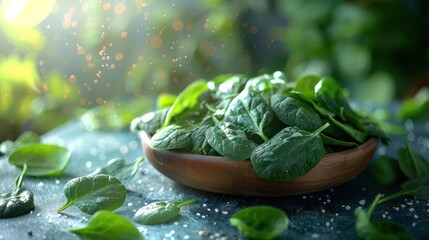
[57,201,73,213]
[174,198,196,208]
[366,194,382,218]
[313,123,330,135]
[379,190,406,204]
[12,164,27,196]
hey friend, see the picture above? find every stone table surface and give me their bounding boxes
[1,119,429,240]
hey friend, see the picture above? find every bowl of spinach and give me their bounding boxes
[131,72,386,196]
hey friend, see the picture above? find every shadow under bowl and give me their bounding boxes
[139,131,378,197]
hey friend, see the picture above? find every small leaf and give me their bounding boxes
[398,141,429,179]
[0,131,40,155]
[69,210,144,240]
[355,195,414,240]
[130,109,168,134]
[250,124,328,181]
[293,74,321,98]
[133,199,196,225]
[271,94,323,132]
[224,90,272,141]
[150,125,195,150]
[379,176,429,203]
[0,164,34,218]
[57,174,127,215]
[8,143,71,176]
[369,156,402,186]
[206,122,252,161]
[230,206,289,240]
[0,190,34,218]
[89,157,145,182]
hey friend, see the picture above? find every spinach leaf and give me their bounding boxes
[230,206,289,240]
[89,157,145,183]
[57,174,127,215]
[293,74,321,98]
[224,90,272,141]
[397,140,429,179]
[215,75,247,97]
[250,123,329,181]
[130,109,168,135]
[355,194,414,240]
[271,94,323,132]
[327,115,367,144]
[157,93,176,109]
[8,143,71,177]
[150,124,196,150]
[369,156,402,186]
[0,164,34,218]
[206,122,252,161]
[244,72,287,95]
[133,199,196,225]
[379,176,429,203]
[69,210,144,240]
[162,80,208,128]
[190,125,218,155]
[320,133,359,148]
[0,131,40,155]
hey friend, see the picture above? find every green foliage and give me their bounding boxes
[0,131,40,155]
[89,157,145,183]
[354,195,414,240]
[230,206,289,240]
[133,199,196,225]
[69,210,144,240]
[8,143,71,177]
[57,174,127,215]
[135,72,386,182]
[0,165,34,218]
[369,156,402,186]
[206,122,252,161]
[250,124,328,181]
[397,87,429,120]
[398,141,429,179]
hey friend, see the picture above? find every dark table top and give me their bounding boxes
[1,118,429,240]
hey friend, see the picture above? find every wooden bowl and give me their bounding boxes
[139,132,378,197]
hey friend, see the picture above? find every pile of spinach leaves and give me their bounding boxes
[131,72,387,181]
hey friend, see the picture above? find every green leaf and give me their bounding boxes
[190,125,218,155]
[355,194,414,240]
[89,157,145,183]
[0,165,34,218]
[230,206,289,240]
[293,74,321,98]
[320,133,359,148]
[379,176,429,203]
[0,131,40,155]
[157,93,176,109]
[69,210,144,240]
[250,123,328,181]
[224,90,272,141]
[398,141,429,179]
[8,143,71,176]
[162,80,209,128]
[271,94,323,132]
[369,156,402,186]
[327,115,367,143]
[57,174,127,215]
[133,199,196,225]
[130,109,168,135]
[150,124,196,150]
[206,122,252,161]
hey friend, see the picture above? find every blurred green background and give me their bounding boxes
[1,0,429,141]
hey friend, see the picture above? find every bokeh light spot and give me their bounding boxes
[115,53,124,61]
[114,3,126,15]
[102,2,111,11]
[120,31,128,38]
[172,21,183,31]
[151,36,163,48]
